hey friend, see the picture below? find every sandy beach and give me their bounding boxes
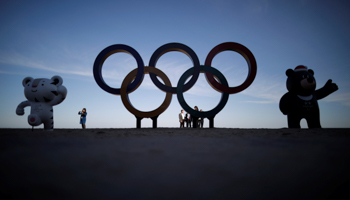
[1,128,350,199]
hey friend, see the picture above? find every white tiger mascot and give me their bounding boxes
[16,76,67,131]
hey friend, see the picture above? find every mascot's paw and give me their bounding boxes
[16,107,24,115]
[325,79,339,92]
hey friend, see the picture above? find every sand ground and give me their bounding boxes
[1,128,350,199]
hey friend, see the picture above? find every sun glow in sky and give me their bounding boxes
[1,0,349,128]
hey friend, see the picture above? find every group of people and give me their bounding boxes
[78,107,207,129]
[179,107,204,128]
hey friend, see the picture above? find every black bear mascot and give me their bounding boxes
[279,65,338,128]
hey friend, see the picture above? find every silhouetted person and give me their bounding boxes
[193,106,199,128]
[198,109,204,128]
[185,112,191,127]
[179,110,185,128]
[78,108,87,129]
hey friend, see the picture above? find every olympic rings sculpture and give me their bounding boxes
[93,42,257,128]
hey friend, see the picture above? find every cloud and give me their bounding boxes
[246,100,277,104]
[240,73,286,104]
[324,92,350,106]
[243,73,350,107]
[0,50,92,77]
[6,49,346,107]
[130,62,288,100]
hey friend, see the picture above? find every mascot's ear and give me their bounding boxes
[51,76,63,86]
[22,77,33,87]
[308,69,314,75]
[286,69,294,77]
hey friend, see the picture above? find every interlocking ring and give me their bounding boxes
[93,42,257,127]
[120,67,172,118]
[205,42,257,94]
[148,43,200,94]
[177,65,229,118]
[93,44,144,95]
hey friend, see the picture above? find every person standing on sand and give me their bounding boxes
[198,109,204,128]
[185,112,192,127]
[193,106,199,128]
[179,110,185,128]
[78,108,87,129]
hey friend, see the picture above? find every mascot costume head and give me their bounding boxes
[279,65,338,128]
[16,76,67,131]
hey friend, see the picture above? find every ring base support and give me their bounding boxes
[136,116,143,129]
[135,115,159,129]
[208,116,215,128]
[151,115,159,128]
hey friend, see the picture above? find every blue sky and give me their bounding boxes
[1,0,349,128]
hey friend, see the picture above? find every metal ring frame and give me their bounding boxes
[93,42,257,128]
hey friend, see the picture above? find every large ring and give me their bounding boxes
[177,65,229,118]
[120,67,172,118]
[93,44,145,95]
[148,43,200,94]
[204,42,257,94]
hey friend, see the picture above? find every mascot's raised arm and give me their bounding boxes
[16,75,67,131]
